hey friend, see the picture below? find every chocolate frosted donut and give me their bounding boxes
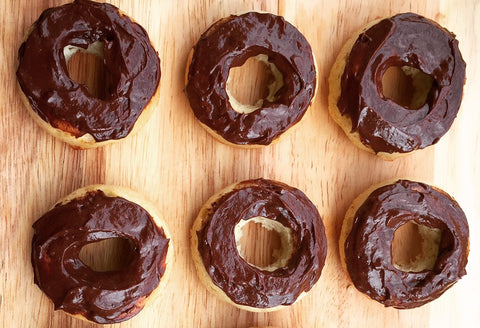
[185,12,317,147]
[191,179,327,311]
[31,185,172,324]
[17,0,160,148]
[340,179,469,308]
[329,13,466,159]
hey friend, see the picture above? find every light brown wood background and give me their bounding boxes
[1,0,479,327]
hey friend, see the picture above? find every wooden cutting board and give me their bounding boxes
[1,0,479,327]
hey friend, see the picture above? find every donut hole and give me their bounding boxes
[234,217,293,271]
[227,54,284,114]
[79,237,135,272]
[64,41,112,100]
[381,66,434,110]
[391,221,442,272]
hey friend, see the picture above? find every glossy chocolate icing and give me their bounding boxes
[344,180,469,308]
[17,0,160,142]
[186,12,316,145]
[197,179,327,308]
[337,13,465,153]
[31,190,169,323]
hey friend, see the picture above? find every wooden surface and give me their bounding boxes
[1,0,479,327]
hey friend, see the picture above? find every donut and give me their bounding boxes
[339,179,469,308]
[185,12,317,147]
[328,13,466,160]
[16,0,160,149]
[191,179,327,311]
[31,185,173,324]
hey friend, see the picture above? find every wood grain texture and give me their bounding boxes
[1,0,479,327]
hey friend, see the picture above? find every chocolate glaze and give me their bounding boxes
[344,180,469,308]
[186,12,316,145]
[197,179,327,308]
[17,0,160,142]
[31,190,169,324]
[337,13,465,153]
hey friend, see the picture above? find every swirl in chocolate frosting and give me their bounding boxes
[196,179,327,308]
[337,13,465,154]
[17,0,160,142]
[344,180,469,308]
[31,190,169,323]
[186,12,316,145]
